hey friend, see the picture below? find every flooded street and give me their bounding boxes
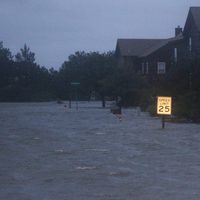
[1,102,200,200]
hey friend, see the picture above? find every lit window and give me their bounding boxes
[157,62,166,74]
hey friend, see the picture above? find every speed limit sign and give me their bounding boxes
[157,96,172,115]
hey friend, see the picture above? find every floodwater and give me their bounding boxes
[0,101,200,200]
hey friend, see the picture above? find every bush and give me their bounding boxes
[174,92,200,122]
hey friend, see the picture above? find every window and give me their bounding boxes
[146,62,149,74]
[141,62,149,74]
[141,63,145,74]
[157,62,166,74]
[174,48,177,63]
[189,37,192,52]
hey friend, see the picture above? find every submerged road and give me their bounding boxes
[0,102,200,200]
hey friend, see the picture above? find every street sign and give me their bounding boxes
[70,82,80,85]
[157,96,172,115]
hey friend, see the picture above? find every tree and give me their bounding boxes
[0,42,14,92]
[0,41,13,62]
[15,44,35,63]
[59,51,117,104]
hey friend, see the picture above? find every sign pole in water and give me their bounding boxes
[162,116,165,129]
[157,96,172,128]
[70,82,80,110]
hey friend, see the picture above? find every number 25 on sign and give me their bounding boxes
[157,96,172,115]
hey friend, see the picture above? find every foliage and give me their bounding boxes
[59,51,149,107]
[59,51,117,102]
[145,57,200,121]
[0,42,57,101]
[0,40,200,121]
[15,44,35,63]
[0,41,13,62]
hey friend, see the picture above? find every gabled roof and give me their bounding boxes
[116,35,183,58]
[116,7,199,58]
[190,7,200,31]
[116,39,167,57]
[184,7,200,32]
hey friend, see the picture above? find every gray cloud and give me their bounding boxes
[1,0,200,69]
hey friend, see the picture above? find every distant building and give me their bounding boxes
[115,7,200,76]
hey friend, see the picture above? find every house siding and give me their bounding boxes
[184,9,200,56]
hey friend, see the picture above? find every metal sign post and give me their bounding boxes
[70,82,80,110]
[157,96,172,128]
[162,116,165,129]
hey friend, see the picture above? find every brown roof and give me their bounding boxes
[116,35,183,57]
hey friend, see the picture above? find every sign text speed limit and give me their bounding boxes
[157,96,172,115]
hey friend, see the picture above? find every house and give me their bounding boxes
[115,7,200,76]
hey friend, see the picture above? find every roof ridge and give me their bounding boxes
[118,38,167,41]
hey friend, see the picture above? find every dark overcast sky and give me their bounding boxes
[1,0,200,69]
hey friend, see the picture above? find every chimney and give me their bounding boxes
[175,26,182,36]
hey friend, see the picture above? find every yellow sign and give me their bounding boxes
[157,96,172,115]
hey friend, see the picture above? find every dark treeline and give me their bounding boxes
[0,42,200,121]
[59,51,148,107]
[0,42,59,101]
[0,42,148,106]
